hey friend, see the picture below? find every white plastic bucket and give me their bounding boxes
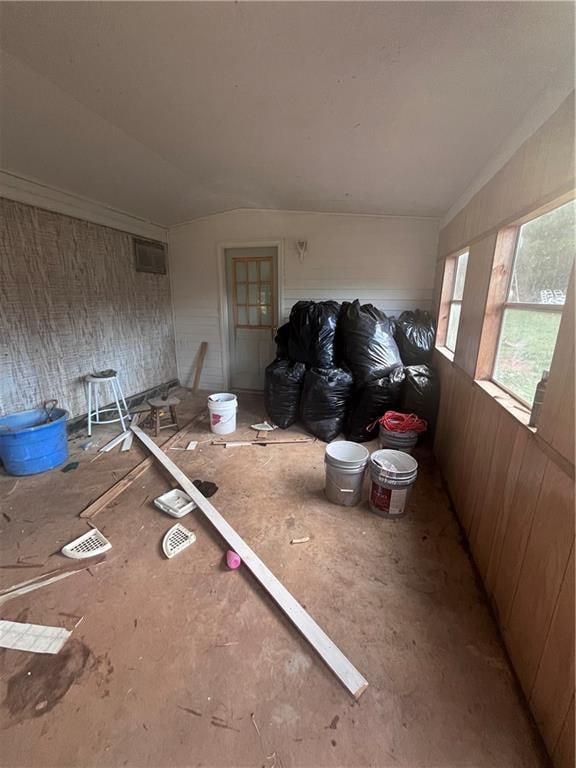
[325,441,369,506]
[207,393,238,435]
[379,426,418,454]
[369,449,418,518]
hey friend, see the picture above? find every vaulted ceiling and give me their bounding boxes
[1,2,573,225]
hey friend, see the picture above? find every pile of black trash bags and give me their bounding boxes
[264,300,439,443]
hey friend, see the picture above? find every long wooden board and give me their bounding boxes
[79,415,200,519]
[192,341,208,392]
[131,424,368,699]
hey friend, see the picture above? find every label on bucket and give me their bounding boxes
[370,483,408,516]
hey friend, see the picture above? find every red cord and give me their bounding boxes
[374,410,427,433]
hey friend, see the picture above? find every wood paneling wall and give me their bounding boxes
[0,198,177,418]
[434,93,575,767]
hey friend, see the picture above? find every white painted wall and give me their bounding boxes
[169,209,439,389]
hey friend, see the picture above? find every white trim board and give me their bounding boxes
[0,170,167,242]
[131,424,368,699]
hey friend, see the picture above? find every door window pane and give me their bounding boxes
[493,308,561,405]
[235,260,247,282]
[248,283,258,304]
[248,261,258,281]
[508,200,575,304]
[260,260,272,281]
[261,305,272,326]
[248,307,259,326]
[445,303,461,352]
[237,306,247,326]
[236,283,246,304]
[260,283,271,305]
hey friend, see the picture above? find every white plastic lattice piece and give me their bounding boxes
[61,528,112,559]
[162,524,196,559]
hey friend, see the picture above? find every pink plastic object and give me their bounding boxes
[226,550,241,570]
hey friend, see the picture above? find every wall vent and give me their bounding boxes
[133,237,167,274]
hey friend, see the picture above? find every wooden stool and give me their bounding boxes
[147,396,180,437]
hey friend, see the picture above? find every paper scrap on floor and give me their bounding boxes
[0,619,71,654]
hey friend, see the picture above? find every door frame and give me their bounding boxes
[216,239,284,390]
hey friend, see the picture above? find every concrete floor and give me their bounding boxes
[0,389,547,768]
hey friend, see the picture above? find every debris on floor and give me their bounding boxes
[250,421,277,431]
[226,550,241,570]
[162,523,196,559]
[154,489,196,518]
[61,528,112,559]
[290,537,310,545]
[0,619,72,654]
[61,461,79,472]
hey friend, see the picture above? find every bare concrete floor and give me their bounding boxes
[0,389,547,768]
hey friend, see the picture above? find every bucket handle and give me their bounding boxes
[43,399,58,422]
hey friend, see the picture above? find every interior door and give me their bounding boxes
[225,246,278,390]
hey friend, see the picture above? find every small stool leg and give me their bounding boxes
[87,381,92,436]
[169,405,179,430]
[94,383,100,424]
[117,377,130,421]
[112,378,127,432]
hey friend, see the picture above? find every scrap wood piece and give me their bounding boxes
[290,537,310,545]
[80,412,203,519]
[192,341,208,393]
[121,413,140,452]
[131,424,368,699]
[0,557,107,606]
[0,619,71,654]
[99,431,130,453]
[212,436,315,446]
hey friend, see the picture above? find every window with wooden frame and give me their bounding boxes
[478,198,575,407]
[439,250,469,352]
[232,255,275,328]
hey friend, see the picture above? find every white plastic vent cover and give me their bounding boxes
[62,528,112,559]
[162,524,196,558]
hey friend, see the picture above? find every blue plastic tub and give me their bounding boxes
[0,407,69,476]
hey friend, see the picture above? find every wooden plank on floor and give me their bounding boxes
[529,546,575,754]
[192,341,208,392]
[504,461,574,698]
[131,424,369,700]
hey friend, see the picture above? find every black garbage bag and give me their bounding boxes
[300,367,354,442]
[264,359,306,429]
[288,300,341,368]
[401,365,440,433]
[274,323,291,359]
[345,367,406,442]
[339,300,402,384]
[394,310,436,365]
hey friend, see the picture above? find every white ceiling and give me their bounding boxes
[0,2,573,226]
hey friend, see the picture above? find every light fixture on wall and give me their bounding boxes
[295,240,308,262]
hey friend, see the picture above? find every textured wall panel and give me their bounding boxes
[0,198,177,418]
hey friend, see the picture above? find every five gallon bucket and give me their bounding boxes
[207,393,238,435]
[369,449,418,518]
[379,426,418,454]
[325,441,369,507]
[0,406,69,476]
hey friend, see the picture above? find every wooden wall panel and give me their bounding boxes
[454,234,497,376]
[505,462,574,695]
[529,547,575,753]
[553,697,575,768]
[0,198,177,418]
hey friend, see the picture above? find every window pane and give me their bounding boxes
[248,306,259,325]
[234,260,246,282]
[236,282,246,304]
[260,283,271,305]
[453,251,469,300]
[237,306,247,326]
[508,200,575,304]
[261,305,272,326]
[260,260,272,281]
[445,302,461,351]
[248,261,258,281]
[493,308,561,405]
[248,283,258,304]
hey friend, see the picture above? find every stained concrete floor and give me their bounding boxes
[0,389,547,768]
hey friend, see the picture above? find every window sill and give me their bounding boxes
[435,345,454,362]
[474,379,534,430]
